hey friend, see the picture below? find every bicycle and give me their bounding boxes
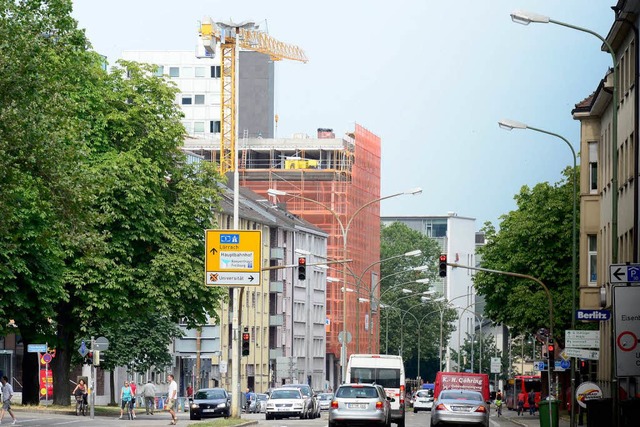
[75,393,87,416]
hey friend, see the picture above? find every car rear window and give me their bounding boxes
[336,386,379,398]
[440,391,482,401]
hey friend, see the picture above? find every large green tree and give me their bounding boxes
[0,0,226,405]
[473,168,578,341]
[379,222,456,381]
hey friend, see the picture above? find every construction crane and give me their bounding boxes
[199,17,308,175]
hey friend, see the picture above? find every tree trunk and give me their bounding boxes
[110,370,116,405]
[51,321,73,405]
[20,339,40,405]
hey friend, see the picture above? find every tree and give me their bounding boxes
[473,168,578,340]
[0,1,227,404]
[378,222,456,381]
[450,332,508,380]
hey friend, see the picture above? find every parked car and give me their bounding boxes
[413,388,434,412]
[430,389,489,427]
[189,388,230,420]
[288,383,320,418]
[318,392,334,410]
[265,387,307,420]
[328,383,391,427]
[248,393,268,413]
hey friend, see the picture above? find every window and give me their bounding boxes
[181,96,192,105]
[210,120,221,133]
[194,122,205,133]
[211,65,221,78]
[182,121,192,134]
[195,94,205,105]
[169,67,180,78]
[182,67,194,78]
[195,67,206,77]
[154,66,164,77]
[588,141,598,194]
[588,234,597,284]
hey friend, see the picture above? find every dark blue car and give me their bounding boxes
[189,388,230,420]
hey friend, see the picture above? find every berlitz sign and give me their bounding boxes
[576,309,611,321]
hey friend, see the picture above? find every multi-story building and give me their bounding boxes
[572,0,639,400]
[381,214,482,372]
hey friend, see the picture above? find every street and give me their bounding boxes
[7,407,560,427]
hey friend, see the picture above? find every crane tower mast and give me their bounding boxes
[199,18,307,175]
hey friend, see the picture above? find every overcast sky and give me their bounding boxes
[71,1,613,227]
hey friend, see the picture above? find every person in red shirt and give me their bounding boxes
[517,391,526,416]
[130,382,137,419]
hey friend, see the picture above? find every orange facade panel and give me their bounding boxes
[240,124,382,359]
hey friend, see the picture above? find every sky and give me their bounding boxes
[71,0,614,228]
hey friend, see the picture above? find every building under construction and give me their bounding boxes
[185,124,381,383]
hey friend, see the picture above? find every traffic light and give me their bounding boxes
[242,331,250,356]
[93,350,100,366]
[86,351,93,365]
[298,256,306,280]
[438,254,447,277]
[579,359,589,375]
[547,339,555,372]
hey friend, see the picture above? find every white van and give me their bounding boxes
[345,354,406,427]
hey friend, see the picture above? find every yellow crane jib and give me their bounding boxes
[198,17,307,175]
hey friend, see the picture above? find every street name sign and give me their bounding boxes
[205,230,262,286]
[490,357,501,373]
[613,285,640,376]
[609,264,640,283]
[564,347,600,360]
[27,344,47,353]
[566,330,600,348]
[576,309,611,321]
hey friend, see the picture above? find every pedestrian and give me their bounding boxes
[528,389,536,415]
[0,376,17,425]
[130,381,137,418]
[142,379,157,415]
[517,390,526,416]
[166,374,178,425]
[186,385,193,398]
[119,380,134,419]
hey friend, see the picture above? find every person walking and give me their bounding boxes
[0,376,17,425]
[119,380,134,419]
[130,381,137,419]
[142,379,157,415]
[528,389,536,415]
[517,390,526,416]
[166,374,178,425]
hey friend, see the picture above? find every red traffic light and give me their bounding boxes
[298,257,306,265]
[439,255,447,262]
[242,333,250,341]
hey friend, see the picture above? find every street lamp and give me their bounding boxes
[268,187,422,381]
[506,13,620,422]
[499,118,578,419]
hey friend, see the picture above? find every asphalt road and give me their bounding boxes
[8,407,542,426]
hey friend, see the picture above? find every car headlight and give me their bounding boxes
[191,403,199,409]
[216,403,226,408]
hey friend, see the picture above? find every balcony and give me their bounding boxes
[269,314,284,326]
[270,280,283,293]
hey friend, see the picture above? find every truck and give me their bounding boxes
[434,372,490,402]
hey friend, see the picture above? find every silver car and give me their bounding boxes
[329,383,391,427]
[318,392,334,410]
[430,389,489,427]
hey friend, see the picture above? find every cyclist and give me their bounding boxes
[119,380,135,419]
[495,390,503,417]
[72,379,88,415]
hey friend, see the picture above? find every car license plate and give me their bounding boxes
[451,406,470,412]
[348,403,367,409]
[203,409,215,413]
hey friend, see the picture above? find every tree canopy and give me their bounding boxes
[473,168,578,340]
[0,0,226,404]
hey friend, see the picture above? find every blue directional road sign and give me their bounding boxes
[78,340,88,357]
[609,264,640,283]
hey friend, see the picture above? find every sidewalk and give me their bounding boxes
[503,412,570,427]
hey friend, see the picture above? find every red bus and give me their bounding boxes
[505,375,541,410]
